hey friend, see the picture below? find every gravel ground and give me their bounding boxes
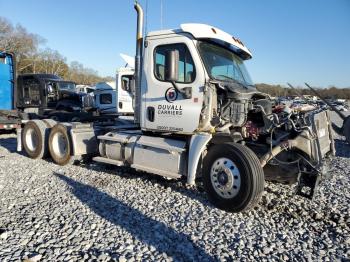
[0,112,349,261]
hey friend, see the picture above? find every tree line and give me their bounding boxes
[1,16,348,96]
[255,83,350,100]
[0,17,113,85]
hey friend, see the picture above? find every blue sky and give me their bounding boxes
[1,0,349,87]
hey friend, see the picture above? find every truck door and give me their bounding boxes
[0,53,14,110]
[46,82,60,109]
[141,37,205,133]
[95,90,116,113]
[117,74,134,114]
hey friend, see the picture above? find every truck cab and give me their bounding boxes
[94,67,134,115]
[140,24,253,133]
[16,74,95,120]
[17,74,76,111]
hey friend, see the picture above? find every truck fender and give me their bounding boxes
[187,133,212,185]
[69,123,98,156]
[210,133,235,144]
[49,122,97,162]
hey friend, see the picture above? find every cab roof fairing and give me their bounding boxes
[180,23,252,60]
[146,24,253,60]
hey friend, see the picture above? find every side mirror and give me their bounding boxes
[165,49,179,82]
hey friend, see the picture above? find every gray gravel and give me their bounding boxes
[0,111,349,261]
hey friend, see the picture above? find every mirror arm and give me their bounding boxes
[170,81,192,99]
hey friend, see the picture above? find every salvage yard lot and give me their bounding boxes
[0,112,349,261]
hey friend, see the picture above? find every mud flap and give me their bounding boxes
[295,172,320,199]
[295,158,331,199]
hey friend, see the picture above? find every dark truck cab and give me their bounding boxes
[16,74,94,121]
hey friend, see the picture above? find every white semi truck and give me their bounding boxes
[94,67,134,115]
[18,2,334,212]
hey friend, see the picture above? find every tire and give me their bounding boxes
[22,120,49,159]
[202,143,265,212]
[48,124,73,166]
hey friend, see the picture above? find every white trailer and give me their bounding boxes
[19,2,334,212]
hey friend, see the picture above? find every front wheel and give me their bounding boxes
[202,143,265,212]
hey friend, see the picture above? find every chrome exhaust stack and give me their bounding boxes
[133,1,144,124]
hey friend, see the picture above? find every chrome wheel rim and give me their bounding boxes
[52,132,67,158]
[210,157,241,199]
[25,127,38,152]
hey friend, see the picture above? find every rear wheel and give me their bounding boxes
[202,143,265,212]
[22,120,48,159]
[48,124,73,165]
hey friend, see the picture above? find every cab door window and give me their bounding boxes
[121,75,133,92]
[154,43,195,83]
[23,77,41,105]
[100,93,112,104]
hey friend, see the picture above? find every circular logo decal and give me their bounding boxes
[165,87,178,103]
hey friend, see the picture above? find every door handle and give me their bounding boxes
[147,106,155,122]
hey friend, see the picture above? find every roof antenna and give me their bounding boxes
[160,0,163,29]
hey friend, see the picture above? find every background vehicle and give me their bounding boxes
[94,67,134,115]
[305,83,350,144]
[0,52,20,130]
[19,2,334,213]
[16,74,95,121]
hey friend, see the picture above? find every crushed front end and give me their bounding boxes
[204,81,335,199]
[258,108,335,199]
[196,39,334,199]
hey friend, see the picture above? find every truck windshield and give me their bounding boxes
[198,41,253,87]
[59,82,76,91]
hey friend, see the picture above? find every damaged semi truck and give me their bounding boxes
[19,2,334,212]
